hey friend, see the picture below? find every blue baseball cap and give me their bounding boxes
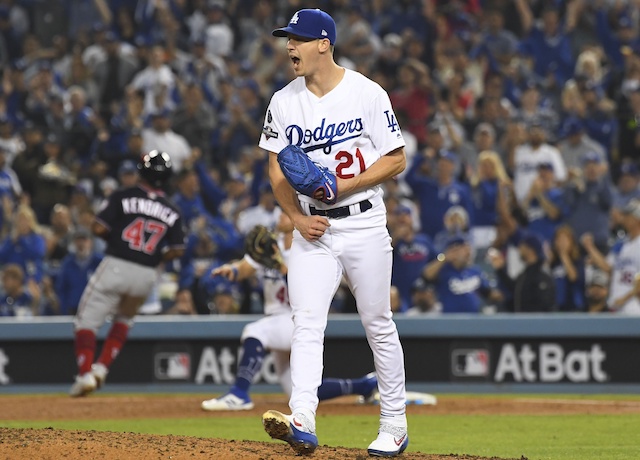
[444,234,469,249]
[438,149,458,163]
[620,163,639,176]
[563,117,584,136]
[581,151,602,164]
[272,9,337,45]
[537,161,554,171]
[519,232,545,260]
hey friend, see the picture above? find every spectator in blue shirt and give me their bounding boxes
[391,205,436,312]
[0,147,21,233]
[0,263,36,317]
[406,149,473,239]
[172,159,226,230]
[611,162,640,232]
[521,162,567,243]
[55,228,103,316]
[423,235,501,314]
[0,204,46,284]
[516,1,577,87]
[549,225,586,312]
[564,152,612,250]
[469,150,512,250]
[469,9,519,74]
[595,6,640,72]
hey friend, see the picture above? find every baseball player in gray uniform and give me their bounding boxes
[70,151,185,397]
[259,8,408,457]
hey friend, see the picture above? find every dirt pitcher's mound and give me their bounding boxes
[0,427,524,460]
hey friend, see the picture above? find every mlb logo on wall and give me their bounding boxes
[155,352,191,380]
[451,348,490,378]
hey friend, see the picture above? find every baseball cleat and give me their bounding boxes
[91,363,108,389]
[262,409,318,455]
[201,393,254,411]
[367,423,409,457]
[69,372,97,397]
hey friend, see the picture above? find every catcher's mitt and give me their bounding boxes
[244,225,284,270]
[277,144,338,204]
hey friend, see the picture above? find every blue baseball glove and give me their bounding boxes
[277,144,338,205]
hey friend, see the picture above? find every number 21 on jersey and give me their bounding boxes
[335,148,365,178]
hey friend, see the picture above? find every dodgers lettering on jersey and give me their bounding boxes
[259,68,405,208]
[285,117,364,154]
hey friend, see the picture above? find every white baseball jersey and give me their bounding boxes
[259,68,406,208]
[513,143,567,204]
[607,235,640,315]
[258,68,407,418]
[244,246,291,316]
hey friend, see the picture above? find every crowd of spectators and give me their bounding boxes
[1,0,640,318]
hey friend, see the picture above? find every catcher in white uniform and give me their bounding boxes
[201,218,378,411]
[258,8,408,457]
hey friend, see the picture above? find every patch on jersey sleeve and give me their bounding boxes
[262,125,279,140]
[384,110,399,133]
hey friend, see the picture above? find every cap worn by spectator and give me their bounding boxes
[100,177,119,193]
[620,163,639,176]
[589,270,609,288]
[427,122,442,134]
[11,58,28,72]
[119,160,138,176]
[438,150,457,163]
[563,118,584,137]
[151,108,170,119]
[104,31,119,43]
[21,120,39,133]
[73,182,93,198]
[622,199,640,220]
[444,234,469,250]
[383,33,403,48]
[206,0,226,11]
[394,205,412,216]
[618,15,634,29]
[73,227,92,240]
[537,161,554,172]
[581,151,602,165]
[519,232,545,260]
[45,133,61,145]
[444,205,468,222]
[272,9,337,45]
[474,122,496,138]
[411,277,433,293]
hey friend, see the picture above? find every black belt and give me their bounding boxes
[308,200,372,219]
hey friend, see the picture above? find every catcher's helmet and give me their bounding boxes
[137,150,173,188]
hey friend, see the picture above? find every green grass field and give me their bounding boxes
[2,394,640,460]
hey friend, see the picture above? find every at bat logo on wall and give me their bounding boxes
[451,348,490,378]
[0,348,10,385]
[154,352,191,380]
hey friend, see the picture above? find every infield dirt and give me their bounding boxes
[2,394,639,459]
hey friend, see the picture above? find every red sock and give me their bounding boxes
[97,322,130,368]
[74,329,96,375]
